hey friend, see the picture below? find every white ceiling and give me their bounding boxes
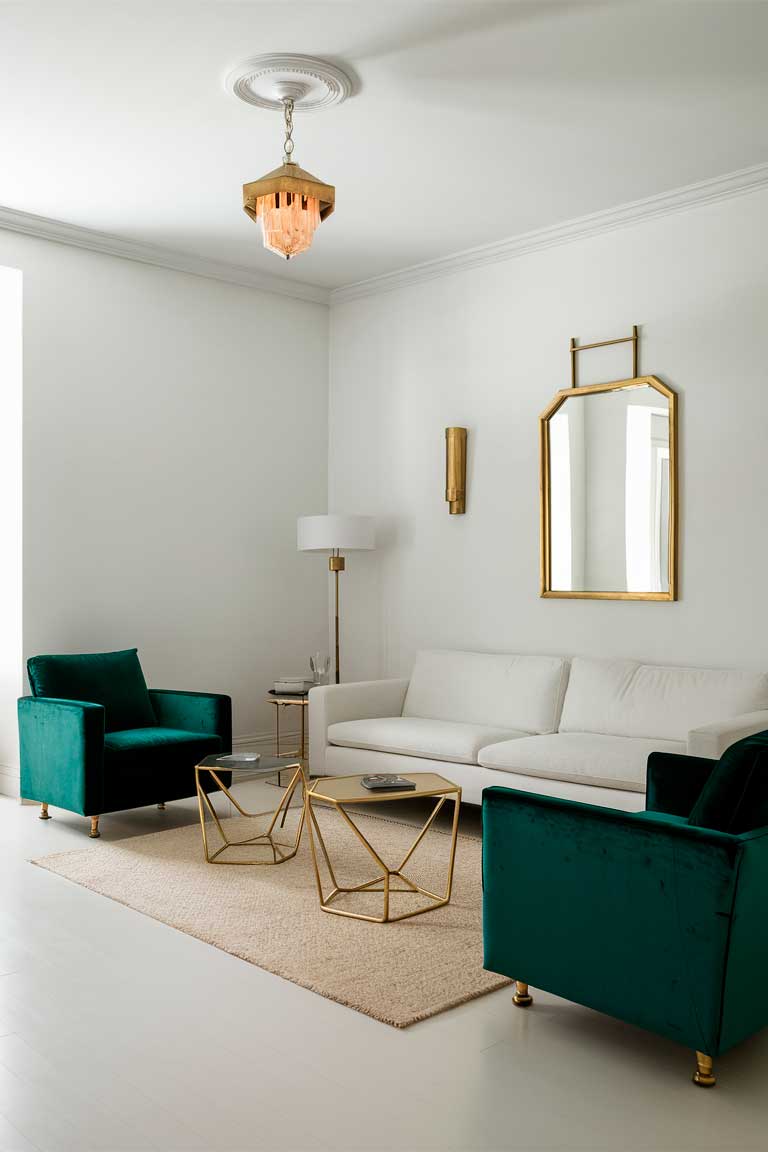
[1,0,767,291]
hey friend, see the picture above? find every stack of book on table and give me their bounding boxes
[273,675,313,695]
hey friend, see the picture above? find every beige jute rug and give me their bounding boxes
[33,805,509,1027]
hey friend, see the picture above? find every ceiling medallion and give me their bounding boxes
[226,55,353,261]
[225,53,352,113]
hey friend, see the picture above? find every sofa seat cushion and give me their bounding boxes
[327,716,528,766]
[478,733,685,792]
[105,726,221,769]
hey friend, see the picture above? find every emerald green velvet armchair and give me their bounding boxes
[19,649,232,837]
[483,731,768,1087]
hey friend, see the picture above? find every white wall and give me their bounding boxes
[0,231,329,793]
[329,187,768,679]
[0,266,23,792]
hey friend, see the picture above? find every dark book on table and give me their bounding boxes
[361,774,417,791]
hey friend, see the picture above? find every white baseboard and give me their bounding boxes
[0,764,20,800]
[232,728,300,753]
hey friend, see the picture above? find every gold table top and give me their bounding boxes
[308,772,459,805]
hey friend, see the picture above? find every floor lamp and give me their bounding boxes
[297,514,375,684]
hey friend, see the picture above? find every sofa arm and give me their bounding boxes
[149,690,232,753]
[18,696,105,815]
[688,711,768,759]
[646,751,719,817]
[308,678,410,777]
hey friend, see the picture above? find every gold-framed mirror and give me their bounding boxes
[540,375,678,601]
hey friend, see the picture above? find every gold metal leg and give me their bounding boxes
[195,763,307,865]
[513,981,533,1007]
[89,815,101,838]
[300,700,307,762]
[305,788,462,923]
[157,802,166,810]
[693,1051,716,1087]
[39,802,51,820]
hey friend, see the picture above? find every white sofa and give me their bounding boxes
[309,649,768,809]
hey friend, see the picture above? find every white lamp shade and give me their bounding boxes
[297,514,375,552]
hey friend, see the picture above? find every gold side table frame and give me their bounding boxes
[305,773,462,924]
[195,758,306,865]
[268,692,309,760]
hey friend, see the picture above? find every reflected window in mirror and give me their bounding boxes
[540,377,677,601]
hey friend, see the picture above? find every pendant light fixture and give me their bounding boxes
[243,93,333,260]
[225,55,353,262]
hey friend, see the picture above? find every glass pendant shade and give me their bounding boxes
[243,161,334,261]
[254,190,321,260]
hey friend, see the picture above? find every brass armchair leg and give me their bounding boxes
[89,815,101,838]
[693,1051,716,1087]
[157,802,166,810]
[39,802,51,820]
[513,980,533,1007]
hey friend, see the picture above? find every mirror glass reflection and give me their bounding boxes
[548,384,671,594]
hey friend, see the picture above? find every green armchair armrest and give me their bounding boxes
[482,785,743,1058]
[148,690,232,753]
[645,750,719,817]
[18,696,105,816]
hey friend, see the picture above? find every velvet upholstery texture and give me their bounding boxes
[19,698,106,816]
[27,649,156,732]
[645,750,719,817]
[19,654,232,818]
[482,742,768,1061]
[688,730,768,833]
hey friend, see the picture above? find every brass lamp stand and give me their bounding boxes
[329,550,344,684]
[297,514,376,685]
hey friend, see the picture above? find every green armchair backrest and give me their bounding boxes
[688,729,768,833]
[27,648,156,732]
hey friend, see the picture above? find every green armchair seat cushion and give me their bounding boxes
[27,648,155,732]
[103,726,224,813]
[104,725,221,763]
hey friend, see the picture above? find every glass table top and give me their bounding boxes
[196,754,302,775]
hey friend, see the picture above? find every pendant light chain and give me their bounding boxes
[282,97,295,163]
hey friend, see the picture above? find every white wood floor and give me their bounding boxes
[1,780,767,1152]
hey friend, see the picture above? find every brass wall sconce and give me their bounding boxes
[445,427,468,514]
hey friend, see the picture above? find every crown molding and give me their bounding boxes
[330,161,768,305]
[0,205,330,305]
[2,161,767,309]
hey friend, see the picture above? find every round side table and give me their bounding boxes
[267,689,309,766]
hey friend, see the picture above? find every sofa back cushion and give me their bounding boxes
[559,657,768,742]
[402,649,569,733]
[27,648,156,733]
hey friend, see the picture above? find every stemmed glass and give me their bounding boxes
[310,653,331,685]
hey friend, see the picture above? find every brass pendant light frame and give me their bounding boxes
[242,161,335,224]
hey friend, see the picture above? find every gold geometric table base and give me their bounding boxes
[195,762,306,865]
[305,777,461,924]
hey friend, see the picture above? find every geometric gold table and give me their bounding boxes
[305,772,461,923]
[195,754,307,866]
